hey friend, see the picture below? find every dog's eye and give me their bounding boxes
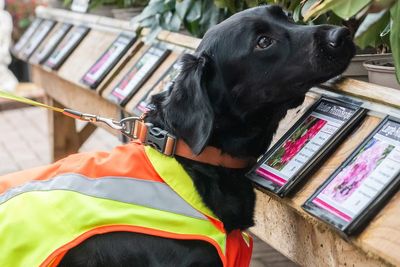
[256,36,274,49]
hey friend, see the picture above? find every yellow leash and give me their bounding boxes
[0,90,63,112]
[0,90,140,138]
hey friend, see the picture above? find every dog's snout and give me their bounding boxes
[327,27,351,48]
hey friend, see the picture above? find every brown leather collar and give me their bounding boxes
[132,119,251,169]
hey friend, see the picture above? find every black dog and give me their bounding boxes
[60,5,355,267]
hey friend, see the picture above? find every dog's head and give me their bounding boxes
[150,5,355,156]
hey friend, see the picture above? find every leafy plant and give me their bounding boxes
[132,0,227,38]
[303,0,400,82]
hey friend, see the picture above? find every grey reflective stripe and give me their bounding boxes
[0,173,207,220]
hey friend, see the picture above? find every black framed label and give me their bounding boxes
[12,18,43,54]
[303,116,400,235]
[247,97,366,197]
[20,20,56,60]
[30,23,73,64]
[108,44,171,106]
[81,33,137,89]
[44,26,90,70]
[133,58,182,114]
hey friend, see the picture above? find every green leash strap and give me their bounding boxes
[0,90,64,113]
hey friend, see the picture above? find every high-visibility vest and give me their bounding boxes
[0,141,252,267]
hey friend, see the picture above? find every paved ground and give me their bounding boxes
[0,106,297,267]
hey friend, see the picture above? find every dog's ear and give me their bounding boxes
[163,52,214,155]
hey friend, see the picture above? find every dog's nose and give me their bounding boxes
[327,27,351,48]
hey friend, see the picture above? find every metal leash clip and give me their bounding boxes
[63,109,176,156]
[63,109,141,139]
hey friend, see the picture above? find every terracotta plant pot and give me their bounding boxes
[343,53,392,81]
[363,58,400,90]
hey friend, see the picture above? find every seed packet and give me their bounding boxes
[108,44,170,106]
[303,116,400,235]
[81,33,137,89]
[247,97,366,197]
[45,26,90,70]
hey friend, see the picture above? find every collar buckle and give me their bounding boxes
[145,123,177,157]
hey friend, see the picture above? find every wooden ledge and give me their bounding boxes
[322,78,400,110]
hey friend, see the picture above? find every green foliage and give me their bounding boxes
[390,1,400,82]
[303,0,371,20]
[132,0,228,38]
[355,10,390,49]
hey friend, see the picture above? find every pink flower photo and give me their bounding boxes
[267,116,327,171]
[322,138,394,202]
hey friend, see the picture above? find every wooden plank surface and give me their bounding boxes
[325,78,400,110]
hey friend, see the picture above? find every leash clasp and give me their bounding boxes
[63,109,176,156]
[63,108,125,131]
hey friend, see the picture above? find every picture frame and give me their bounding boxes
[302,116,400,236]
[12,18,43,54]
[107,43,171,106]
[132,58,182,115]
[81,33,137,89]
[30,23,73,65]
[44,26,90,70]
[19,20,56,60]
[247,97,367,197]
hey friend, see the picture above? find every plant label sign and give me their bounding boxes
[81,33,137,89]
[44,26,90,70]
[108,44,171,106]
[19,20,56,60]
[12,18,43,54]
[133,58,182,114]
[71,0,90,13]
[303,116,400,235]
[247,97,366,197]
[30,23,72,65]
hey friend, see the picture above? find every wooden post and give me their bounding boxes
[46,97,81,161]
